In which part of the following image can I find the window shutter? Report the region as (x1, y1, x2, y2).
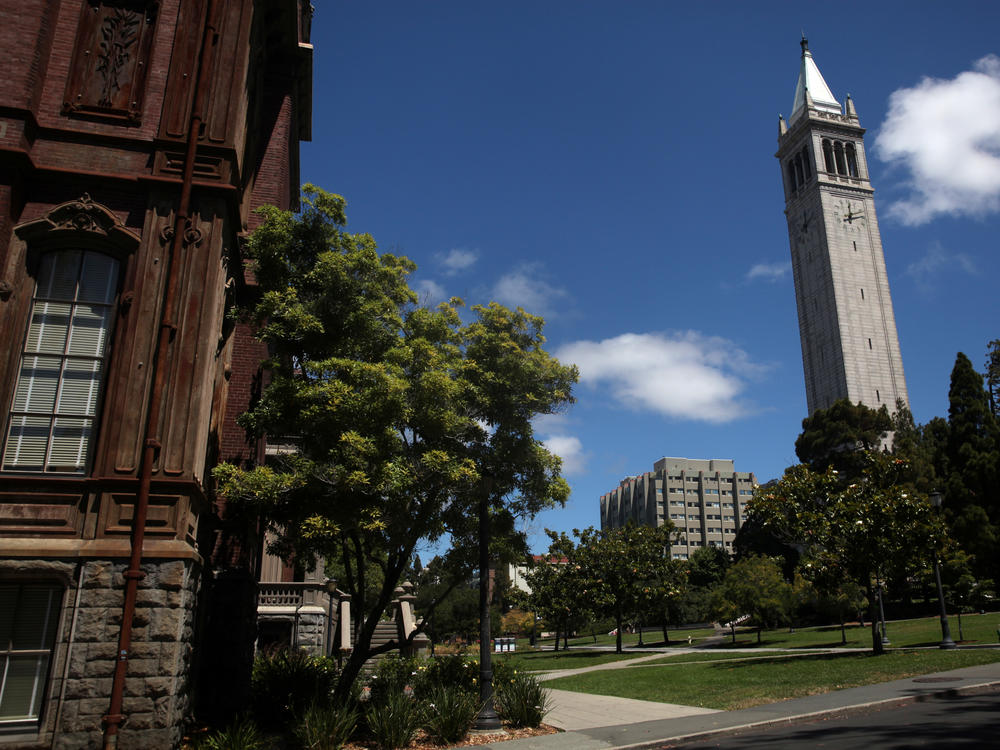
(3, 250, 118, 474)
(0, 585, 60, 721)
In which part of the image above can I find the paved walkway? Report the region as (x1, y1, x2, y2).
(487, 654, 1000, 749)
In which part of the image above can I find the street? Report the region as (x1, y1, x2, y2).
(664, 687, 1000, 749)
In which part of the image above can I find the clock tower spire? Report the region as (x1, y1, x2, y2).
(776, 40, 908, 415)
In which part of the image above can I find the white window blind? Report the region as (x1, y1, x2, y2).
(0, 584, 61, 722)
(2, 250, 118, 473)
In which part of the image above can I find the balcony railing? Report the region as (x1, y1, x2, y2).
(258, 581, 327, 609)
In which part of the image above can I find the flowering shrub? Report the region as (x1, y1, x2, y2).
(192, 716, 268, 750)
(295, 700, 360, 750)
(365, 690, 422, 750)
(368, 654, 423, 704)
(494, 672, 550, 728)
(250, 649, 339, 729)
(421, 685, 478, 744)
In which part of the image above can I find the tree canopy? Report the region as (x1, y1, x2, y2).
(214, 187, 577, 699)
(795, 399, 892, 477)
(747, 452, 945, 654)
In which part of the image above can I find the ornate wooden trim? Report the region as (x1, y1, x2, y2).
(62, 1, 160, 126)
(13, 194, 141, 258)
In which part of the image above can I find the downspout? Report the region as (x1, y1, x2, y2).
(102, 1, 220, 746)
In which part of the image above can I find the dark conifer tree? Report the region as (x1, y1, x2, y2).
(944, 352, 1000, 580)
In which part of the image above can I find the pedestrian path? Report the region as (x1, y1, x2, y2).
(489, 656, 1000, 749)
(544, 688, 719, 731)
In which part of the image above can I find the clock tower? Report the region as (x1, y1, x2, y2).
(777, 39, 908, 415)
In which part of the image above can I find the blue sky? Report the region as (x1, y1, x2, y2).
(302, 2, 1000, 553)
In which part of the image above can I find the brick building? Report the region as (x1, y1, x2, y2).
(0, 2, 312, 747)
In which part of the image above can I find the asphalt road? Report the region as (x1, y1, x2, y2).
(662, 687, 1000, 749)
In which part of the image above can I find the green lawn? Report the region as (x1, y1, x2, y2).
(644, 650, 822, 664)
(718, 613, 1000, 650)
(543, 648, 1000, 710)
(494, 649, 646, 671)
(553, 627, 718, 650)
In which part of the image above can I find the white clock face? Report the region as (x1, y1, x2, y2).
(836, 199, 866, 229)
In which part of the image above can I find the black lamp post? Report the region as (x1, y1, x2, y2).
(928, 491, 956, 649)
(876, 575, 890, 646)
(474, 492, 502, 730)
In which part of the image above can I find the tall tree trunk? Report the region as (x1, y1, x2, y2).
(757, 626, 762, 644)
(553, 625, 559, 651)
(615, 614, 623, 654)
(840, 615, 847, 645)
(867, 580, 883, 655)
(662, 620, 669, 645)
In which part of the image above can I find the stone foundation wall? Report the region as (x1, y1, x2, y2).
(0, 557, 201, 750)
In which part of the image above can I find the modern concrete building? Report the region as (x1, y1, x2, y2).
(776, 39, 908, 416)
(600, 458, 757, 559)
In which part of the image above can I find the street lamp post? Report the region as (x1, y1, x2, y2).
(474, 492, 502, 730)
(876, 575, 890, 646)
(928, 492, 956, 649)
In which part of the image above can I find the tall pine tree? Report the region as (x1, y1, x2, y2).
(944, 352, 1000, 581)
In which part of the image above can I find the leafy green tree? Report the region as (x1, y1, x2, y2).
(710, 556, 790, 644)
(944, 352, 1000, 581)
(890, 402, 940, 494)
(687, 546, 730, 589)
(748, 452, 946, 654)
(574, 523, 682, 653)
(522, 532, 591, 651)
(939, 549, 995, 643)
(214, 187, 576, 701)
(814, 577, 867, 645)
(795, 399, 892, 478)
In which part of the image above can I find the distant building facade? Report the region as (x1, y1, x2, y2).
(776, 39, 908, 415)
(600, 458, 757, 559)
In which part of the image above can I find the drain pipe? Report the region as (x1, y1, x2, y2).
(102, 1, 219, 746)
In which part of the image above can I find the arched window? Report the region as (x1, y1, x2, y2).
(834, 142, 847, 175)
(3, 195, 139, 475)
(787, 161, 798, 192)
(800, 147, 811, 180)
(822, 140, 834, 173)
(2, 250, 120, 473)
(846, 143, 859, 178)
(793, 154, 804, 187)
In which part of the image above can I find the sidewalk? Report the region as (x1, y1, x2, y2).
(487, 659, 1000, 749)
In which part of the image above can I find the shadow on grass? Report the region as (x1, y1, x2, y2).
(704, 651, 871, 670)
(504, 650, 629, 662)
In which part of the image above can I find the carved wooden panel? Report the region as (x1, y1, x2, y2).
(0, 492, 84, 536)
(62, 1, 159, 125)
(102, 491, 184, 538)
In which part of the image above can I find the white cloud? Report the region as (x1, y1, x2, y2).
(747, 262, 791, 283)
(542, 435, 587, 476)
(492, 264, 568, 316)
(413, 278, 447, 306)
(875, 55, 1000, 225)
(436, 248, 479, 276)
(555, 332, 759, 423)
(905, 241, 977, 291)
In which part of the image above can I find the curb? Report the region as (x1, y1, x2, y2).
(608, 679, 1000, 749)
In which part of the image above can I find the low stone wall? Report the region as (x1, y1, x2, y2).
(1, 557, 201, 750)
